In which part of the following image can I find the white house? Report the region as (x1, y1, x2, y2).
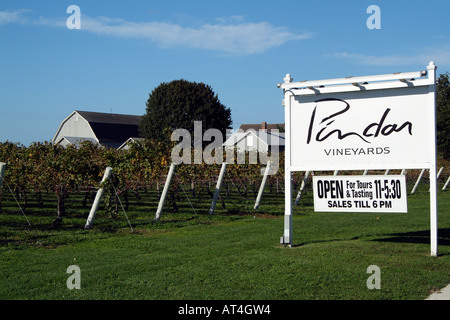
(224, 122, 285, 152)
(52, 110, 143, 149)
(117, 137, 146, 150)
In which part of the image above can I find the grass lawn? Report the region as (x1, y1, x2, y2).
(0, 178, 449, 301)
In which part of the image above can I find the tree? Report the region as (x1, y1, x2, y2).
(139, 79, 232, 145)
(436, 72, 450, 159)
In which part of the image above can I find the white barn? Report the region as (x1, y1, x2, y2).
(52, 110, 143, 149)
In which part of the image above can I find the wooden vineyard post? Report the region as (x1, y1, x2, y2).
(254, 161, 272, 210)
(0, 162, 6, 192)
(155, 163, 177, 221)
(411, 168, 426, 194)
(443, 175, 450, 191)
(294, 171, 310, 206)
(85, 167, 113, 229)
(209, 162, 227, 214)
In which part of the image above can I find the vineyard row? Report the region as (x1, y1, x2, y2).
(1, 141, 448, 227)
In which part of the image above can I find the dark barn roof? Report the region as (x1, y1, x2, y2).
(238, 122, 285, 133)
(76, 110, 143, 148)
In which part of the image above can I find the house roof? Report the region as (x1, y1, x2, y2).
(238, 122, 285, 133)
(75, 110, 142, 147)
(224, 130, 285, 147)
(75, 110, 142, 126)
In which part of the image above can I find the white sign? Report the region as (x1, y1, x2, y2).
(312, 175, 407, 213)
(290, 87, 430, 171)
(279, 62, 438, 256)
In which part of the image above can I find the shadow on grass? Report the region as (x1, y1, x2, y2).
(372, 228, 450, 246)
(291, 235, 362, 248)
(289, 229, 450, 251)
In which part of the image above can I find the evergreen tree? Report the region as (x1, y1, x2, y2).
(139, 79, 232, 144)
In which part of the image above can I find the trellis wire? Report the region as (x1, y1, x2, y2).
(110, 174, 134, 232)
(179, 182, 198, 216)
(5, 179, 42, 246)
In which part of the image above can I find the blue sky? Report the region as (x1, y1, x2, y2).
(1, 0, 449, 146)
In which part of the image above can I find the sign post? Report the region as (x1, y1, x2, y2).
(427, 62, 438, 257)
(281, 74, 294, 246)
(278, 62, 438, 256)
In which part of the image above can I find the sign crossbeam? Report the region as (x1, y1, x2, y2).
(278, 70, 428, 90)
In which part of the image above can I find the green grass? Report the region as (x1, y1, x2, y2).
(0, 179, 449, 300)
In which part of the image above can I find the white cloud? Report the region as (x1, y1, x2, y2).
(80, 15, 311, 55)
(326, 47, 450, 67)
(0, 9, 30, 24)
(0, 9, 312, 55)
